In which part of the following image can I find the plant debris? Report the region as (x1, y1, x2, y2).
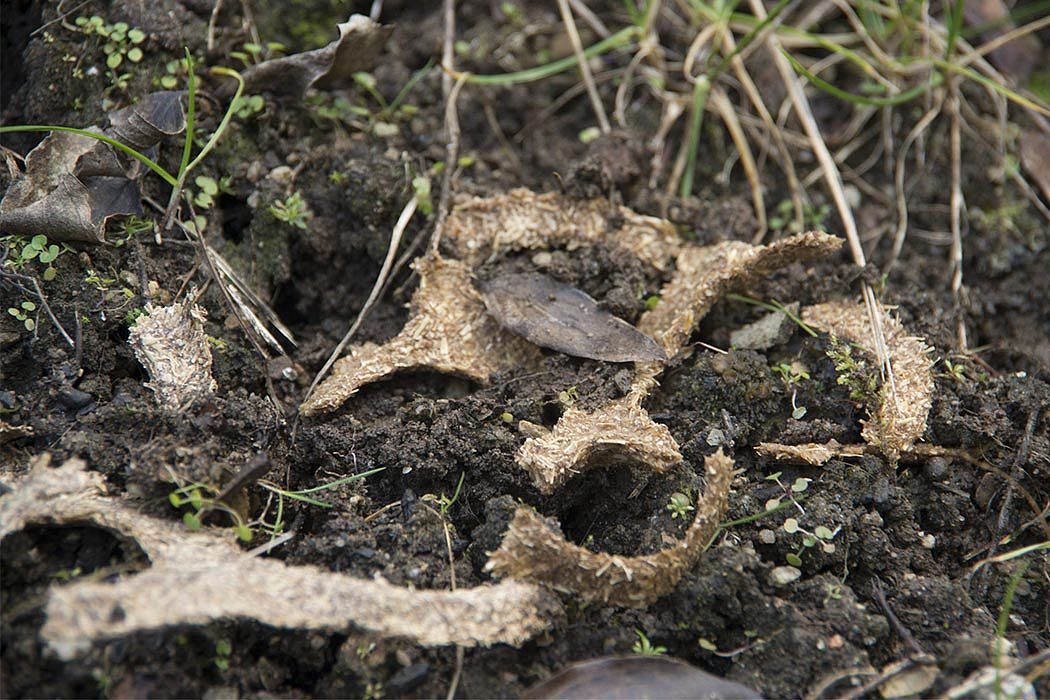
(516, 231, 843, 493)
(485, 450, 734, 608)
(300, 256, 542, 416)
(0, 91, 185, 243)
(481, 272, 667, 363)
(0, 458, 562, 655)
(803, 300, 934, 461)
(239, 15, 393, 99)
(755, 440, 865, 465)
(443, 188, 681, 271)
(127, 297, 217, 412)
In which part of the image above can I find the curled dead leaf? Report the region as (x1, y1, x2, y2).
(239, 15, 393, 99)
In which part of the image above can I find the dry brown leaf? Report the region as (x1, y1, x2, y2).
(128, 298, 216, 412)
(443, 188, 681, 271)
(301, 255, 541, 416)
(0, 92, 185, 243)
(486, 450, 734, 608)
(804, 301, 934, 461)
(239, 15, 393, 98)
(0, 458, 561, 655)
(481, 272, 667, 363)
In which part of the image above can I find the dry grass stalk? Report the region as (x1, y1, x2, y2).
(755, 440, 866, 466)
(0, 458, 562, 653)
(804, 300, 934, 461)
(486, 449, 734, 607)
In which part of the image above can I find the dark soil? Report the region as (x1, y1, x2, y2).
(2, 1, 1048, 699)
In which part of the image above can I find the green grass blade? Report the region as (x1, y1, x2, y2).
(185, 66, 244, 173)
(783, 50, 940, 106)
(178, 49, 195, 180)
(464, 26, 639, 85)
(0, 124, 177, 186)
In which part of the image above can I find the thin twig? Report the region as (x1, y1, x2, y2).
(947, 83, 967, 350)
(304, 195, 419, 403)
(556, 0, 611, 133)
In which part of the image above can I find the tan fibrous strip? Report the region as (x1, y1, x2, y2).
(442, 188, 681, 272)
(515, 400, 682, 495)
(486, 449, 734, 608)
(514, 232, 843, 493)
(755, 440, 866, 466)
(128, 298, 217, 412)
(0, 458, 562, 653)
(300, 255, 542, 416)
(638, 231, 844, 357)
(803, 300, 934, 461)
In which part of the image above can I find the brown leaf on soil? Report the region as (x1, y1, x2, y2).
(443, 188, 681, 272)
(0, 459, 562, 653)
(486, 449, 734, 608)
(803, 301, 934, 461)
(1019, 129, 1050, 203)
(128, 297, 217, 412)
(516, 232, 843, 493)
(0, 91, 185, 243)
(239, 15, 393, 98)
(300, 255, 542, 417)
(481, 272, 667, 363)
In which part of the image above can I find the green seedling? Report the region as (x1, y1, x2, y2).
(168, 482, 252, 542)
(938, 358, 968, 384)
(229, 41, 286, 67)
(412, 176, 433, 217)
(826, 335, 878, 402)
(8, 301, 38, 331)
(558, 385, 580, 408)
(213, 638, 233, 671)
(255, 468, 385, 541)
(667, 491, 695, 519)
(772, 362, 810, 419)
(269, 191, 310, 229)
(632, 630, 667, 656)
(782, 517, 840, 567)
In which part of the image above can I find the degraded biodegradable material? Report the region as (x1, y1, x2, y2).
(485, 450, 735, 608)
(803, 300, 934, 461)
(0, 458, 562, 654)
(127, 297, 217, 412)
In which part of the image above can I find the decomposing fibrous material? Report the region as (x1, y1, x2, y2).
(516, 398, 682, 494)
(128, 298, 217, 412)
(486, 450, 734, 608)
(481, 272, 667, 363)
(0, 91, 185, 243)
(300, 256, 542, 416)
(803, 301, 934, 461)
(0, 459, 560, 655)
(755, 440, 866, 466)
(515, 232, 843, 494)
(443, 188, 681, 271)
(639, 232, 844, 356)
(239, 15, 393, 99)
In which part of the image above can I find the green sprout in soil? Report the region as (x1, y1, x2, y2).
(2, 234, 70, 282)
(7, 301, 38, 331)
(772, 361, 810, 419)
(213, 638, 233, 671)
(826, 335, 878, 402)
(230, 41, 287, 67)
(938, 358, 968, 384)
(168, 482, 253, 542)
(667, 491, 695, 520)
(71, 15, 146, 95)
(269, 191, 311, 229)
(254, 467, 385, 541)
(558, 385, 580, 408)
(632, 629, 667, 656)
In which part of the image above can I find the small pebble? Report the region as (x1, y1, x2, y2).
(770, 565, 802, 586)
(58, 388, 93, 410)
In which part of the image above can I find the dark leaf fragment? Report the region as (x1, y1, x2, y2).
(481, 272, 667, 363)
(239, 15, 393, 99)
(0, 91, 186, 243)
